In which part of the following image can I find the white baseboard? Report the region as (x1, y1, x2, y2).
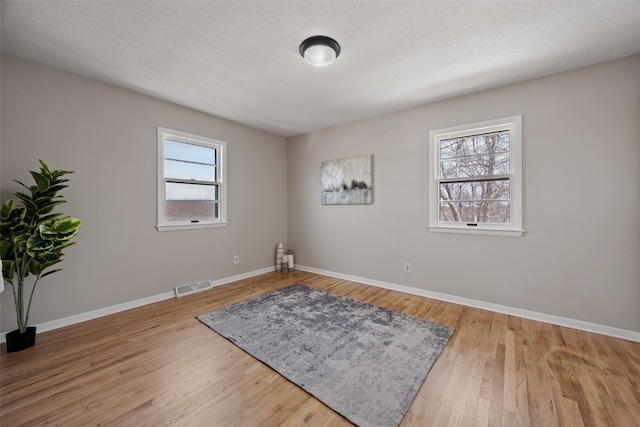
(296, 265, 640, 343)
(5, 265, 637, 344)
(209, 266, 273, 287)
(1, 266, 274, 343)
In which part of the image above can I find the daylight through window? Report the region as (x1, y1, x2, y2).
(157, 128, 227, 230)
(429, 116, 522, 236)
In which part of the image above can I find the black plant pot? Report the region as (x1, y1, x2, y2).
(5, 326, 37, 352)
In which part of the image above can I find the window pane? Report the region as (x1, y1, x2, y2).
(439, 201, 510, 223)
(440, 131, 510, 160)
(164, 182, 218, 221)
(439, 179, 510, 202)
(164, 139, 216, 165)
(158, 128, 227, 228)
(164, 159, 216, 182)
(440, 153, 509, 178)
(429, 116, 521, 234)
(165, 200, 218, 221)
(165, 182, 217, 201)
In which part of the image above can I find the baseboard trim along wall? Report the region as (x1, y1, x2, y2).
(296, 265, 640, 343)
(3, 265, 637, 344)
(0, 267, 274, 343)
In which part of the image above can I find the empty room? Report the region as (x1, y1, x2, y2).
(1, 1, 639, 426)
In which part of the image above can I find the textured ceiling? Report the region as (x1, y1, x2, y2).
(2, 1, 640, 137)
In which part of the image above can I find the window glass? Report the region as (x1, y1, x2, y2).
(429, 116, 522, 236)
(157, 128, 227, 230)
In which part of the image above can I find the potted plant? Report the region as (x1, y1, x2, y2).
(1, 160, 82, 352)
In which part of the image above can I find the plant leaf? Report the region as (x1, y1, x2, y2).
(38, 222, 57, 235)
(37, 200, 66, 215)
(46, 184, 68, 193)
(53, 240, 76, 251)
(8, 261, 16, 280)
(29, 260, 42, 276)
(0, 240, 11, 257)
(38, 213, 63, 222)
(30, 171, 51, 192)
(13, 179, 31, 191)
(0, 200, 14, 219)
(26, 234, 54, 255)
(55, 217, 82, 234)
(15, 193, 38, 211)
(41, 268, 62, 278)
(39, 159, 50, 173)
(39, 259, 62, 271)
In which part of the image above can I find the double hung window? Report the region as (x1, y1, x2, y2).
(157, 127, 227, 231)
(429, 116, 522, 236)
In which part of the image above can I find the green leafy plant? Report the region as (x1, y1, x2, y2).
(1, 160, 82, 334)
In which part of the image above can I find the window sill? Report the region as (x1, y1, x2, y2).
(429, 226, 524, 237)
(156, 222, 228, 232)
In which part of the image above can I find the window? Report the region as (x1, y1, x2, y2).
(429, 116, 522, 236)
(157, 127, 227, 231)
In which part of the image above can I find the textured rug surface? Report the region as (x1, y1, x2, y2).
(197, 284, 454, 427)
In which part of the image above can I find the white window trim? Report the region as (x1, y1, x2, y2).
(428, 115, 523, 237)
(156, 127, 227, 231)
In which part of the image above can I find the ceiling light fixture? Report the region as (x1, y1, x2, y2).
(299, 36, 341, 67)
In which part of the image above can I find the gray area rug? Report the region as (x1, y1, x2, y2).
(197, 284, 454, 427)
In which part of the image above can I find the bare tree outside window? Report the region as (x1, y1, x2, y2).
(438, 130, 511, 224)
(429, 115, 522, 236)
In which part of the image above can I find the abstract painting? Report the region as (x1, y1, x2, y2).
(321, 154, 373, 205)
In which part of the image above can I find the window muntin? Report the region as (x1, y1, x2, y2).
(157, 128, 227, 230)
(429, 116, 522, 236)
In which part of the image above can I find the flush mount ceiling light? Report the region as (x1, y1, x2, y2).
(299, 35, 341, 67)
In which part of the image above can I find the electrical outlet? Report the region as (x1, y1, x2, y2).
(234, 255, 240, 264)
(404, 263, 411, 273)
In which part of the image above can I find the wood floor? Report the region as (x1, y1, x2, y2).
(1, 270, 639, 426)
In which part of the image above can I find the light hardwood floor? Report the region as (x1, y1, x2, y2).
(2, 270, 639, 426)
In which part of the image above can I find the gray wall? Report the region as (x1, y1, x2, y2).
(288, 55, 640, 332)
(3, 53, 638, 335)
(1, 55, 288, 331)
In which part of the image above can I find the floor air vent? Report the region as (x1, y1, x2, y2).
(175, 280, 212, 298)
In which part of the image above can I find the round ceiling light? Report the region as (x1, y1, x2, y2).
(299, 36, 341, 67)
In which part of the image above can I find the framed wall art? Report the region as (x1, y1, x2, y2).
(321, 154, 373, 205)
